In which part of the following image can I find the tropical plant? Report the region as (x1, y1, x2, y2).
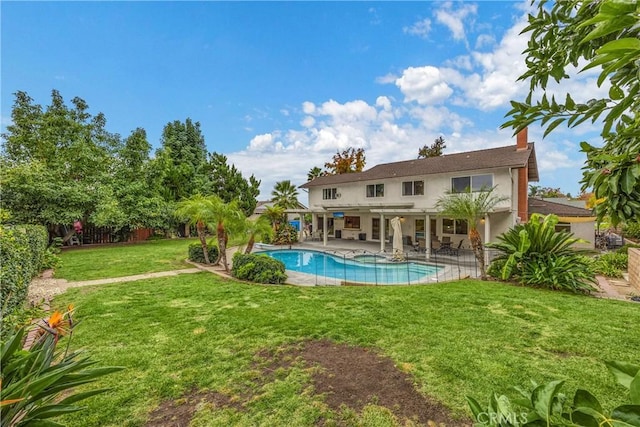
(307, 166, 324, 182)
(272, 223, 299, 246)
(208, 197, 245, 272)
(271, 180, 299, 210)
(466, 360, 640, 427)
(1, 306, 123, 426)
(435, 186, 509, 280)
(263, 205, 286, 232)
(593, 252, 628, 278)
(175, 195, 216, 264)
(487, 214, 597, 293)
(243, 216, 274, 254)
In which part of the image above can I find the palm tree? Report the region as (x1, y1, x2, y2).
(307, 166, 324, 182)
(271, 180, 299, 210)
(435, 186, 509, 280)
(263, 205, 285, 231)
(243, 215, 274, 254)
(175, 195, 216, 264)
(208, 196, 245, 272)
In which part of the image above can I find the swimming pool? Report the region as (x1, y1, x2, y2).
(260, 249, 442, 284)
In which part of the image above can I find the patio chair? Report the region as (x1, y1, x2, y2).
(449, 239, 464, 256)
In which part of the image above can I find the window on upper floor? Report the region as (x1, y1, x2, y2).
(344, 216, 361, 229)
(323, 188, 338, 200)
(366, 183, 384, 198)
(402, 180, 424, 196)
(451, 174, 493, 193)
(555, 223, 571, 233)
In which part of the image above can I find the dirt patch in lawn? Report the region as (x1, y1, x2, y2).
(257, 339, 466, 426)
(145, 389, 239, 427)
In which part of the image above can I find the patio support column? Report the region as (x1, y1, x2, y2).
(299, 213, 306, 242)
(312, 214, 318, 236)
(380, 213, 386, 252)
(323, 213, 328, 246)
(484, 214, 491, 266)
(425, 214, 431, 260)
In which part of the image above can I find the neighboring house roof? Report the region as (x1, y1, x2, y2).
(539, 197, 588, 209)
(528, 197, 594, 218)
(253, 200, 307, 215)
(300, 143, 538, 188)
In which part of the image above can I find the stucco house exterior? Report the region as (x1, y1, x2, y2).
(298, 129, 538, 261)
(527, 197, 595, 249)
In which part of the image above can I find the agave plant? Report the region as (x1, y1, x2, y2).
(487, 214, 597, 293)
(1, 307, 123, 426)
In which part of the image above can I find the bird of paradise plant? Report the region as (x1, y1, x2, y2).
(0, 304, 123, 427)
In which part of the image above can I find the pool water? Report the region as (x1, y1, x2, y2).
(261, 249, 441, 284)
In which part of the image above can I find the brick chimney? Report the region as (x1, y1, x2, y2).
(516, 127, 528, 150)
(516, 127, 529, 221)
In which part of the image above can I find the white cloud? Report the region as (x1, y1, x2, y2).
(302, 101, 316, 114)
(403, 18, 432, 38)
(375, 73, 398, 84)
(434, 2, 478, 44)
(395, 66, 453, 105)
(248, 133, 276, 152)
(301, 116, 315, 128)
(475, 34, 496, 49)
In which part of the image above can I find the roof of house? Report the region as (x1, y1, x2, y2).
(300, 143, 538, 188)
(528, 197, 594, 217)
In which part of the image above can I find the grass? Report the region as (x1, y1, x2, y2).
(54, 274, 640, 426)
(56, 238, 199, 280)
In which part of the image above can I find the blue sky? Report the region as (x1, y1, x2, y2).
(2, 1, 603, 201)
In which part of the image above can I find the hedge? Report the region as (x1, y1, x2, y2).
(1, 224, 48, 328)
(231, 252, 287, 284)
(188, 241, 219, 264)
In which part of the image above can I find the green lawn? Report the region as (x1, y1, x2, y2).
(55, 275, 640, 426)
(56, 238, 199, 280)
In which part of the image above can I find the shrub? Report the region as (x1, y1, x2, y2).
(188, 241, 219, 264)
(231, 252, 287, 284)
(467, 360, 639, 427)
(486, 214, 596, 293)
(1, 306, 124, 426)
(622, 221, 640, 239)
(1, 224, 48, 330)
(486, 258, 509, 280)
(617, 243, 640, 254)
(272, 223, 299, 245)
(593, 252, 628, 278)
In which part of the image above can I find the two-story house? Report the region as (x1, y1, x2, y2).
(299, 129, 538, 259)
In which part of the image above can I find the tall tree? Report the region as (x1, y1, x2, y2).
(1, 90, 119, 233)
(435, 186, 509, 280)
(503, 0, 640, 225)
(155, 118, 208, 203)
(418, 136, 446, 159)
(204, 152, 260, 217)
(324, 147, 366, 174)
(271, 180, 299, 209)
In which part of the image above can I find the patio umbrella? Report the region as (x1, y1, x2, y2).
(390, 216, 404, 260)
